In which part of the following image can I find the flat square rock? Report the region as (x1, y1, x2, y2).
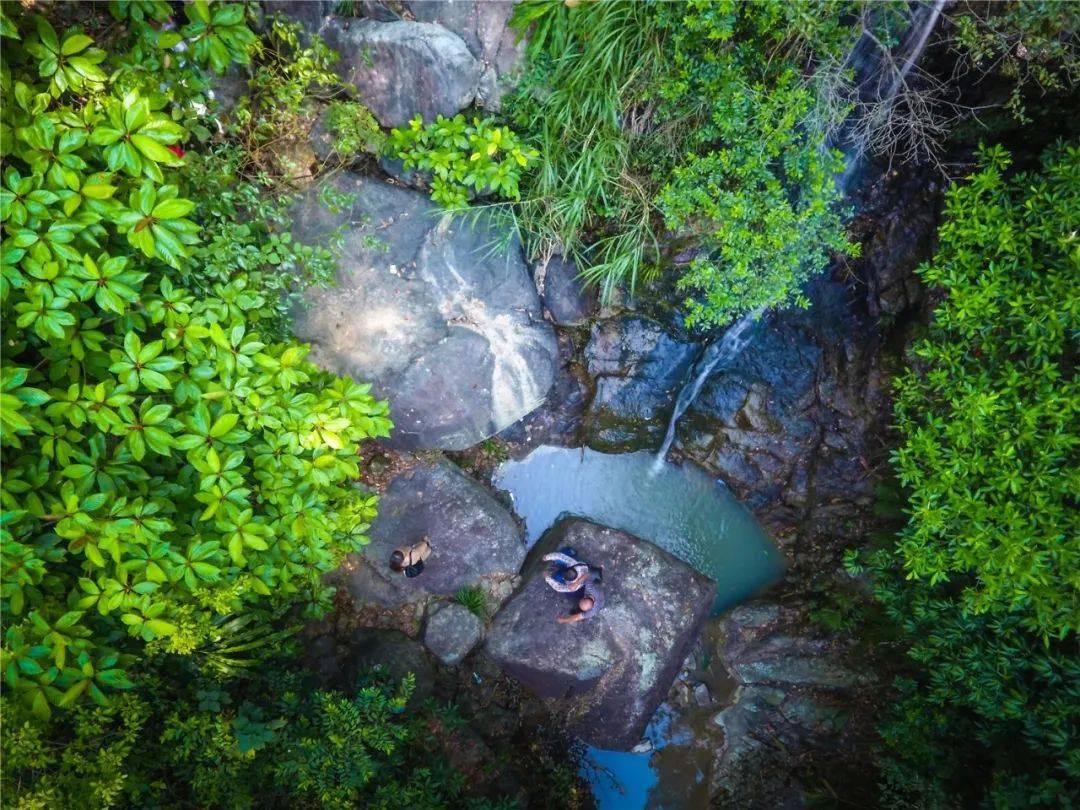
(343, 458, 525, 610)
(484, 518, 716, 750)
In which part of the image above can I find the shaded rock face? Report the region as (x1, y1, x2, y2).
(534, 254, 598, 327)
(264, 0, 335, 34)
(707, 600, 872, 808)
(290, 172, 557, 450)
(673, 167, 942, 570)
(424, 602, 484, 665)
(341, 458, 525, 616)
(484, 519, 716, 750)
(320, 18, 480, 128)
(304, 627, 436, 705)
(584, 315, 697, 452)
(676, 277, 884, 560)
(857, 169, 941, 319)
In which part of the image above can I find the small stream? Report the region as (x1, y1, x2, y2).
(494, 446, 786, 809)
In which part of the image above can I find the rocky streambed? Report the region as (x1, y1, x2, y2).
(262, 2, 945, 805)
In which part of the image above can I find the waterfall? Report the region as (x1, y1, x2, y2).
(652, 311, 761, 472)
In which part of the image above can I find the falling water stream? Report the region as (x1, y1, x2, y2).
(652, 310, 761, 471)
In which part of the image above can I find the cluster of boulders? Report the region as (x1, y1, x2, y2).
(266, 1, 944, 802)
(307, 456, 716, 752)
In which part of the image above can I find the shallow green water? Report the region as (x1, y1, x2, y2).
(493, 446, 786, 614)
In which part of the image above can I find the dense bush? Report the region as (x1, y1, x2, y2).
(388, 113, 538, 208)
(0, 0, 390, 719)
(860, 143, 1079, 806)
(0, 645, 506, 809)
(505, 0, 864, 327)
(951, 1, 1080, 124)
(650, 2, 858, 327)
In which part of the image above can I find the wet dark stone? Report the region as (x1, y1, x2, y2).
(484, 518, 716, 750)
(534, 254, 598, 327)
(584, 315, 697, 452)
(499, 330, 590, 451)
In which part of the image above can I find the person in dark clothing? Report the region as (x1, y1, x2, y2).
(389, 536, 432, 579)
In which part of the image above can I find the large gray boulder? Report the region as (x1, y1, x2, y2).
(405, 0, 524, 109)
(290, 172, 558, 450)
(342, 458, 526, 615)
(584, 315, 697, 452)
(320, 18, 480, 127)
(484, 519, 716, 750)
(263, 0, 334, 34)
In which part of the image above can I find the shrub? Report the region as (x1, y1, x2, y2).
(388, 114, 538, 208)
(325, 99, 385, 157)
(951, 1, 1080, 124)
(863, 142, 1079, 805)
(0, 0, 391, 724)
(890, 142, 1078, 637)
(652, 3, 858, 326)
(0, 649, 482, 808)
(506, 0, 860, 327)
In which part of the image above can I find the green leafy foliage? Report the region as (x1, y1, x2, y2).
(0, 2, 391, 724)
(652, 4, 856, 326)
(181, 0, 259, 74)
(325, 99, 386, 157)
(891, 142, 1078, 637)
(389, 114, 538, 208)
(233, 14, 342, 180)
(506, 0, 861, 327)
(952, 0, 1080, 124)
(0, 649, 506, 809)
(864, 143, 1079, 806)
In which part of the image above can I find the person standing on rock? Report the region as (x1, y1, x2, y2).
(389, 536, 432, 579)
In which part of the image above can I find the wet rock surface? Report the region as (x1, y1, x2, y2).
(290, 172, 557, 450)
(584, 315, 697, 452)
(707, 600, 871, 808)
(320, 17, 480, 128)
(484, 518, 716, 750)
(671, 167, 942, 573)
(498, 331, 590, 452)
(534, 254, 598, 327)
(340, 457, 525, 618)
(676, 277, 881, 551)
